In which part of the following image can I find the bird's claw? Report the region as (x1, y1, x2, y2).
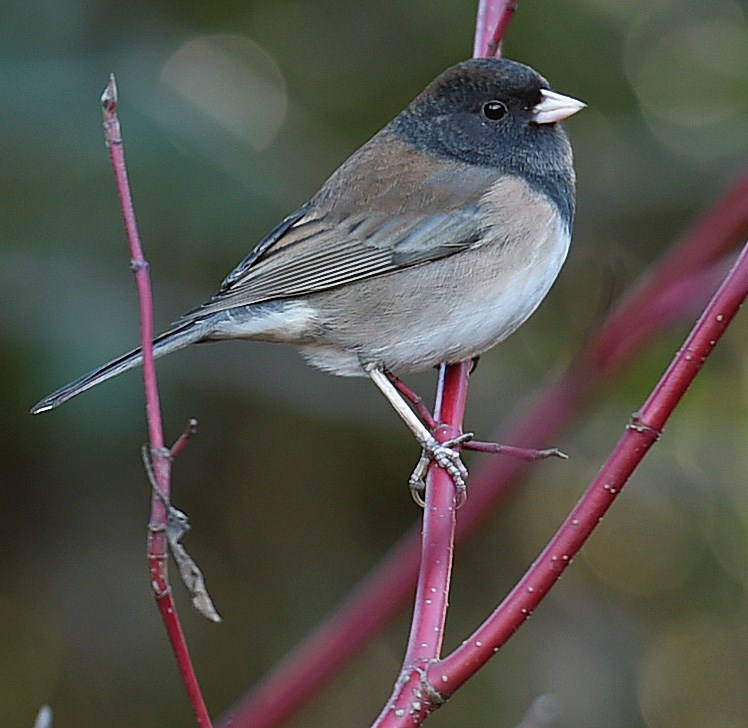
(409, 434, 472, 507)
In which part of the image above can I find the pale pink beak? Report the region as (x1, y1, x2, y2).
(533, 89, 586, 124)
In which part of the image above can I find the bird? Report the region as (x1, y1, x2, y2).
(32, 57, 585, 496)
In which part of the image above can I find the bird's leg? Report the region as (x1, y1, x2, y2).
(388, 364, 566, 461)
(370, 367, 567, 504)
(368, 367, 469, 504)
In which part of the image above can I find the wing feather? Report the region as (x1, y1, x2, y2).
(181, 132, 500, 322)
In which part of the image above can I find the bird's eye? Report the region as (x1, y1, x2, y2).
(482, 100, 508, 121)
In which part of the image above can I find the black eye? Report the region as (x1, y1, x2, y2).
(482, 100, 508, 121)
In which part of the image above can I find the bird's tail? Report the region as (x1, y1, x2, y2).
(31, 322, 207, 414)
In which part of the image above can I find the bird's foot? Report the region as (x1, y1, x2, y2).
(409, 433, 473, 507)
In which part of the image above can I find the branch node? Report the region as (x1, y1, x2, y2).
(151, 579, 172, 601)
(413, 662, 445, 710)
(141, 445, 222, 623)
(626, 412, 662, 439)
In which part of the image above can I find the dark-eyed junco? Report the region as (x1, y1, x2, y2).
(32, 58, 584, 492)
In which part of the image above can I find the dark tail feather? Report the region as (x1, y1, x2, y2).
(31, 322, 207, 414)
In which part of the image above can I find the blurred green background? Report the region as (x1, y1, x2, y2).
(3, 1, 748, 726)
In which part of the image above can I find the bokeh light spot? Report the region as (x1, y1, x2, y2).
(160, 34, 287, 150)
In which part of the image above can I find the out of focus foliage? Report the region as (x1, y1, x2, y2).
(2, 1, 748, 727)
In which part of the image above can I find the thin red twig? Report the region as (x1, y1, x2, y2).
(464, 440, 566, 459)
(171, 418, 199, 459)
(101, 74, 212, 728)
(474, 0, 518, 58)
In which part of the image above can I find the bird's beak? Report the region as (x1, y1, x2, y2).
(532, 89, 586, 124)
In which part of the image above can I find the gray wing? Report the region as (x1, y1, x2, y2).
(181, 134, 497, 321)
(183, 206, 484, 320)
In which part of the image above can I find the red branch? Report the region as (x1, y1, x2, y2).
(372, 363, 471, 727)
(436, 238, 748, 689)
(586, 169, 748, 373)
(474, 0, 518, 57)
(101, 75, 212, 728)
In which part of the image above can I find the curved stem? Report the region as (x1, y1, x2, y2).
(436, 238, 748, 691)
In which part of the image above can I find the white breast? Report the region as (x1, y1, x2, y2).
(407, 211, 571, 364)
